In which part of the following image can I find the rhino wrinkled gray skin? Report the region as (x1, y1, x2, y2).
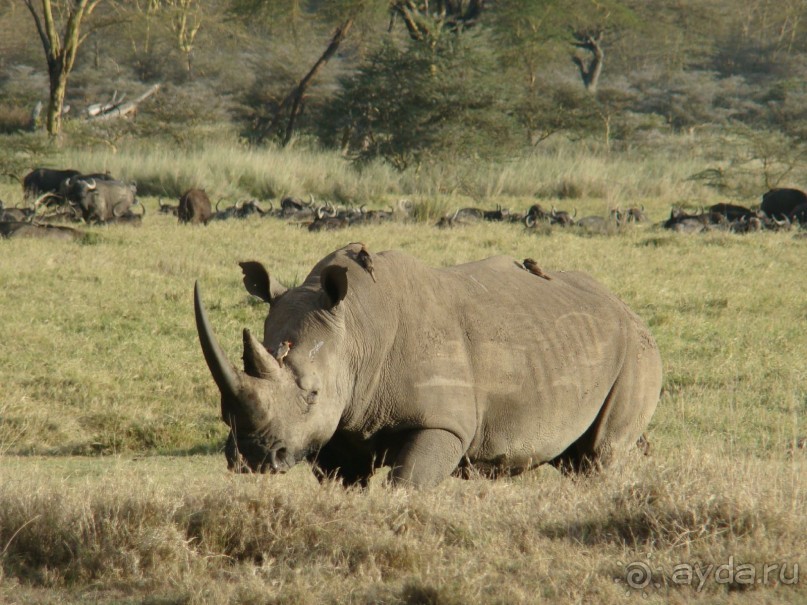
(195, 244, 662, 488)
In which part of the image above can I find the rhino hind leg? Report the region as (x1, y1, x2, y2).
(550, 349, 661, 475)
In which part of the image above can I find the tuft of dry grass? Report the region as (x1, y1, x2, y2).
(0, 450, 803, 604)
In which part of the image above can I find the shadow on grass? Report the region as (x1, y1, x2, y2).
(541, 500, 762, 548)
(399, 582, 466, 605)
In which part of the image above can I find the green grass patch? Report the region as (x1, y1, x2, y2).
(0, 143, 805, 603)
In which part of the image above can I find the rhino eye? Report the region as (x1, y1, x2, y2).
(305, 390, 319, 405)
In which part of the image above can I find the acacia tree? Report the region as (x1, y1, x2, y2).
(318, 28, 522, 168)
(24, 0, 106, 136)
(163, 0, 203, 78)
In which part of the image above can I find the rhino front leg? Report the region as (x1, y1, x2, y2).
(389, 429, 465, 488)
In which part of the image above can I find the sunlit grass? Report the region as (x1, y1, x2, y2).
(0, 141, 805, 603)
(1, 134, 745, 217)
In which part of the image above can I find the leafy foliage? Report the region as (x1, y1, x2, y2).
(1, 0, 806, 165)
(318, 29, 522, 168)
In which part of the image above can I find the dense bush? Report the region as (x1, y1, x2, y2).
(2, 1, 807, 172)
(317, 30, 523, 168)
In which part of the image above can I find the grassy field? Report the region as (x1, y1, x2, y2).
(0, 144, 805, 604)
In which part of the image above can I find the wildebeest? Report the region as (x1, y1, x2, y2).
(662, 207, 725, 233)
(576, 213, 622, 234)
(0, 201, 34, 222)
(788, 203, 807, 226)
(348, 205, 395, 226)
(0, 221, 83, 240)
(237, 199, 269, 218)
(308, 215, 349, 232)
(709, 203, 755, 222)
(663, 207, 695, 230)
(194, 244, 662, 487)
(729, 215, 763, 233)
(435, 207, 483, 228)
(68, 178, 139, 223)
(158, 199, 179, 216)
(623, 206, 648, 223)
(59, 172, 116, 204)
(609, 206, 648, 225)
(22, 168, 80, 199)
(549, 207, 576, 227)
(178, 188, 212, 225)
(212, 199, 268, 221)
(280, 196, 307, 214)
(523, 204, 549, 228)
(665, 203, 793, 233)
(761, 188, 807, 219)
(105, 203, 146, 227)
(275, 196, 317, 222)
(482, 204, 510, 222)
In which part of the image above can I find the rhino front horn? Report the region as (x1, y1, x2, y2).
(194, 282, 241, 401)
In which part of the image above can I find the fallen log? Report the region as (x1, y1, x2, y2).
(87, 84, 160, 121)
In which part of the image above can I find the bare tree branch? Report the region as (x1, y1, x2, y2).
(389, 0, 486, 40)
(258, 19, 354, 146)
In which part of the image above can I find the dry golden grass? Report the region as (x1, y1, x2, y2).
(0, 450, 803, 604)
(0, 143, 805, 603)
(1, 134, 738, 212)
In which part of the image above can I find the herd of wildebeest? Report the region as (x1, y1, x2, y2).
(1, 166, 806, 240)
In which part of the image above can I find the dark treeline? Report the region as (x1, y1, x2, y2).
(1, 0, 806, 168)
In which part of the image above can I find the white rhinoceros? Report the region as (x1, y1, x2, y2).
(195, 243, 662, 487)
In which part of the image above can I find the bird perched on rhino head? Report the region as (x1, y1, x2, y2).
(275, 340, 292, 367)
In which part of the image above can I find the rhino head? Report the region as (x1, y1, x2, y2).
(194, 261, 351, 474)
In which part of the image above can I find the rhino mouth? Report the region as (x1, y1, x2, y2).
(225, 432, 294, 474)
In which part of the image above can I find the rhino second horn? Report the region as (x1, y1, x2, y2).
(194, 281, 241, 401)
(242, 328, 281, 379)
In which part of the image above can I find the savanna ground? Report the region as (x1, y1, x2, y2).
(0, 140, 805, 604)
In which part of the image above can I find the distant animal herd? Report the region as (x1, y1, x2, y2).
(1, 167, 806, 240)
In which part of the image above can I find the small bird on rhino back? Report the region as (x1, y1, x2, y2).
(349, 242, 377, 282)
(522, 258, 552, 280)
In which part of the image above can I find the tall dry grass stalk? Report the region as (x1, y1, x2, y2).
(0, 134, 753, 215)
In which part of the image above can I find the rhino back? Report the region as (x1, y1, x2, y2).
(329, 251, 657, 467)
(441, 258, 636, 460)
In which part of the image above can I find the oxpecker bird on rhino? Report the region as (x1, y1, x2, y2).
(194, 243, 662, 488)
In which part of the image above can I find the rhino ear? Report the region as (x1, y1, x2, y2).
(239, 261, 287, 303)
(320, 265, 348, 309)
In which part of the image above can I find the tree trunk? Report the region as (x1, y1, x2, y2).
(24, 0, 101, 136)
(572, 31, 604, 94)
(270, 19, 354, 146)
(46, 67, 68, 135)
